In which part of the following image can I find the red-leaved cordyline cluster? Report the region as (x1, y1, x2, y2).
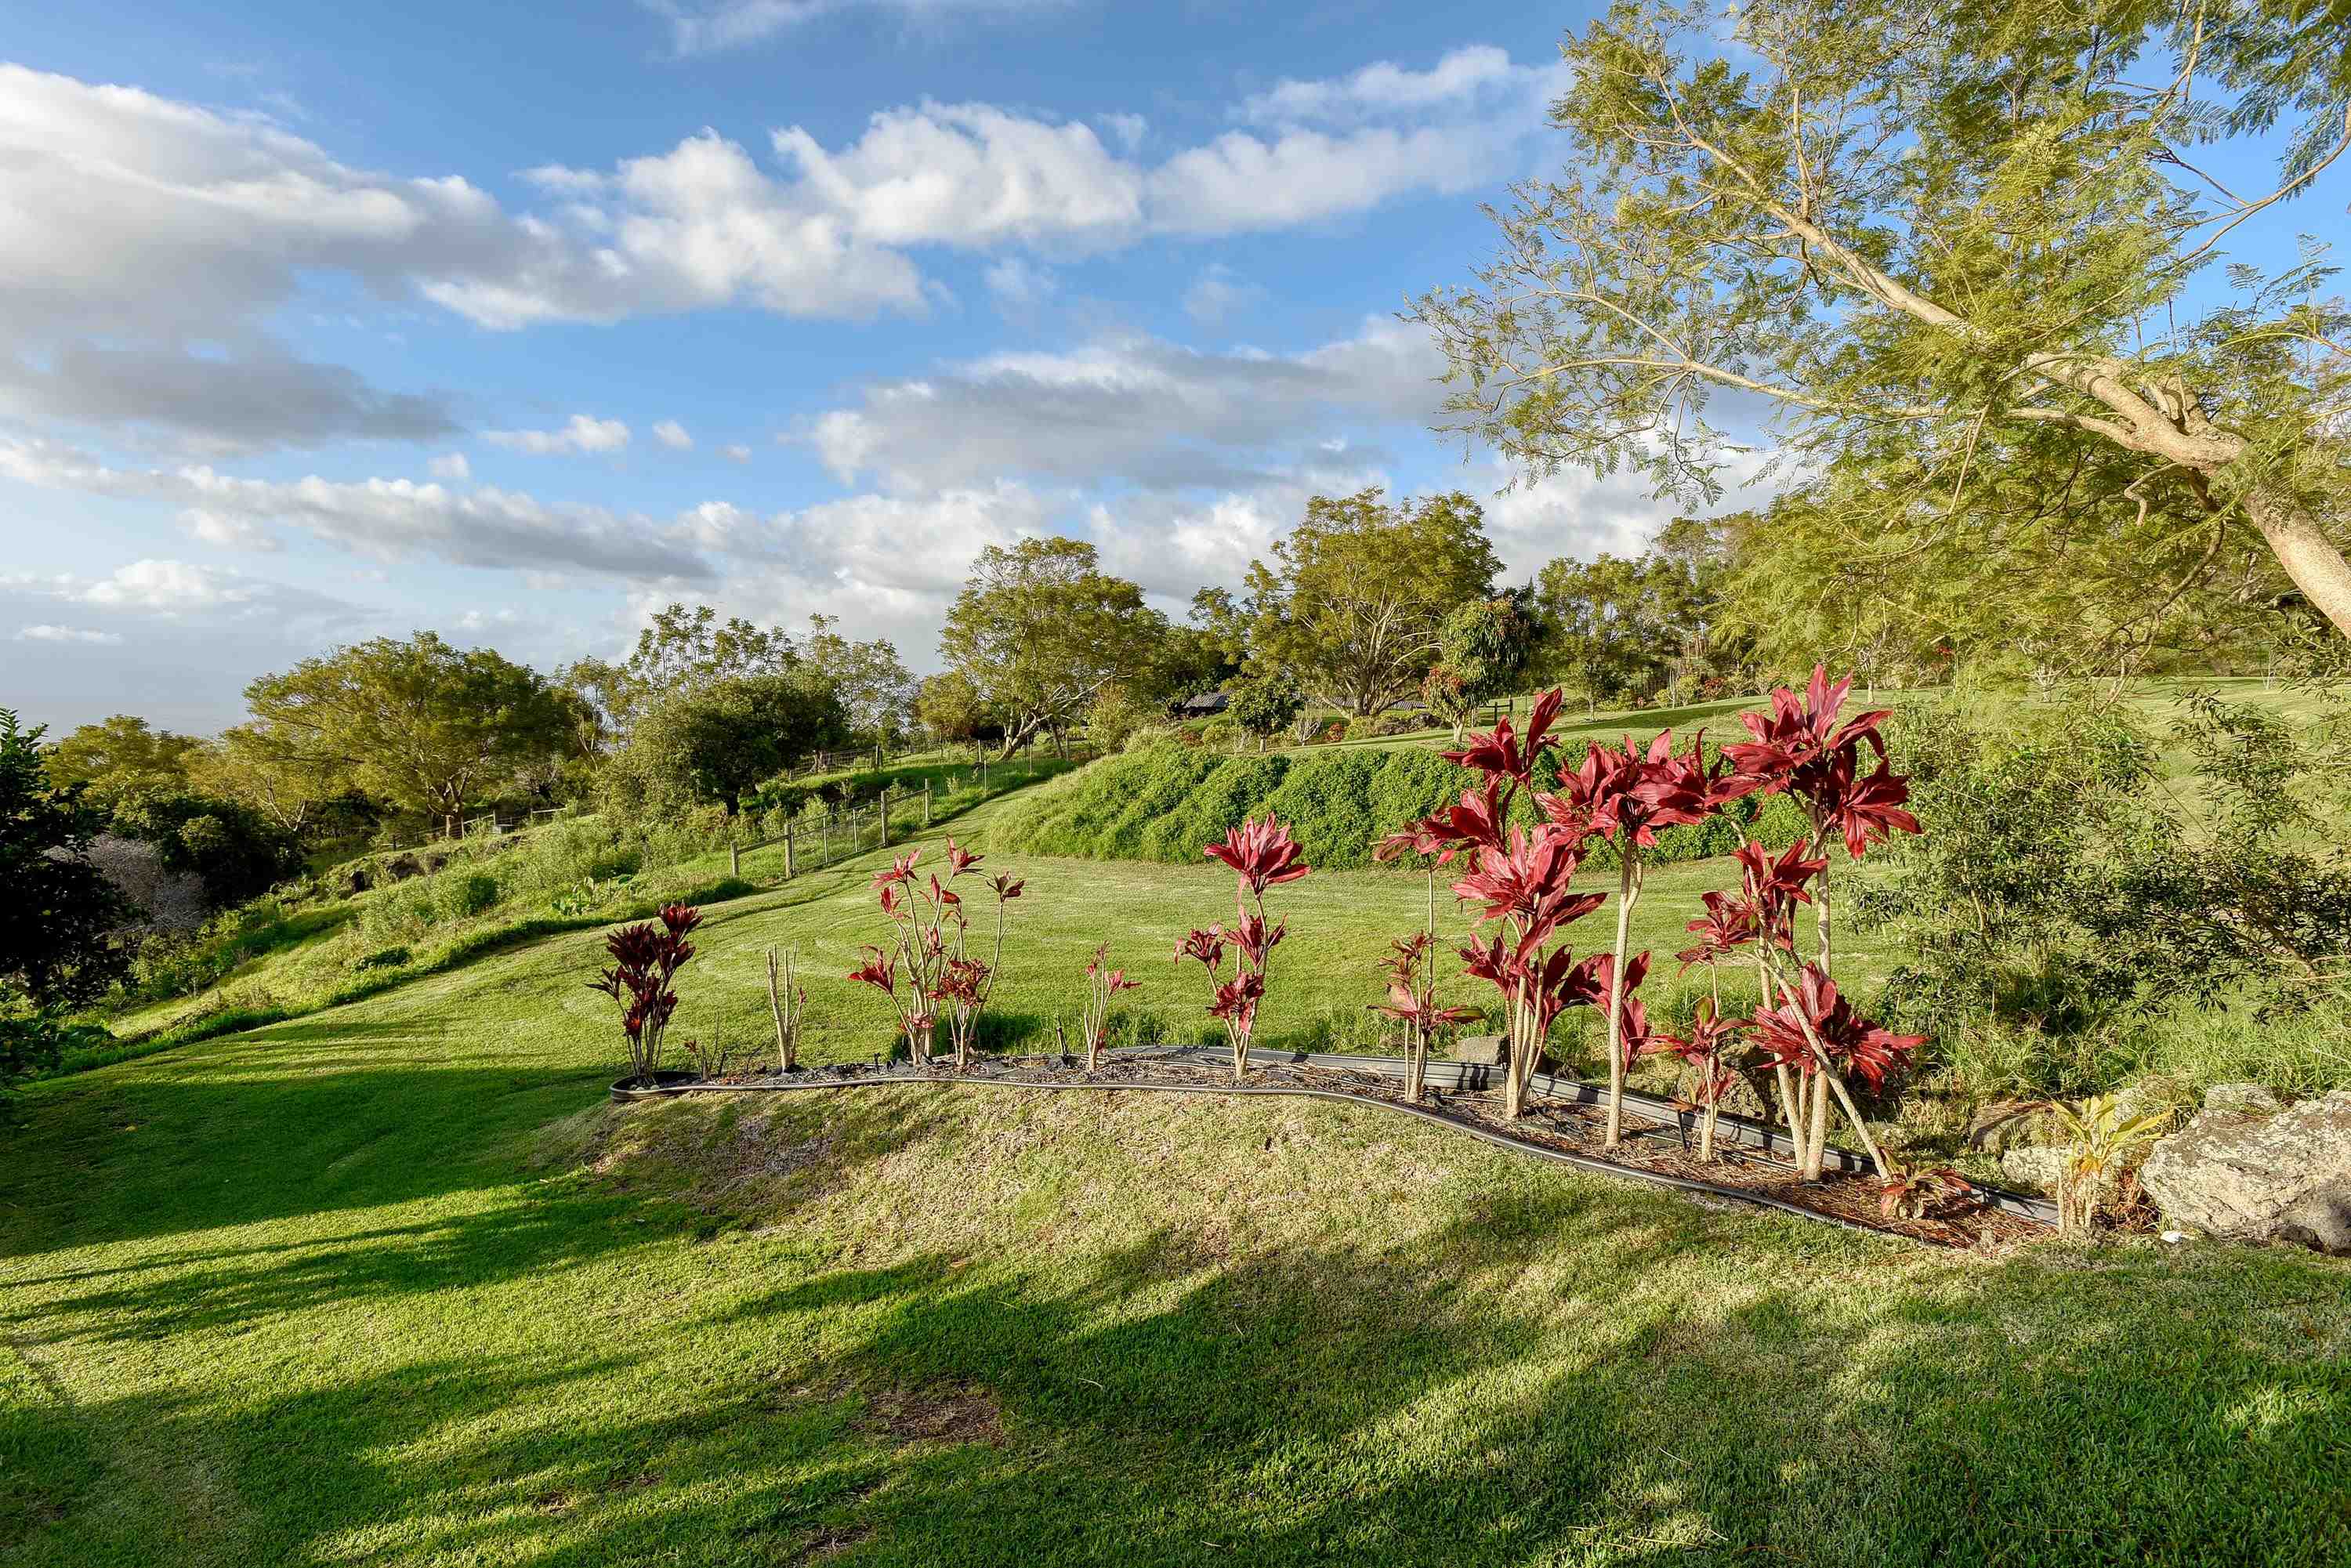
(1180, 815, 1310, 1083)
(1077, 943, 1143, 1073)
(589, 903, 702, 1086)
(1379, 669, 1923, 1178)
(846, 836, 1023, 1066)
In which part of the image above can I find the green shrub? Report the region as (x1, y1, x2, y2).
(350, 945, 411, 972)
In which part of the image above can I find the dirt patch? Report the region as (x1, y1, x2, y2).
(780, 1375, 1005, 1449)
(805, 1524, 874, 1559)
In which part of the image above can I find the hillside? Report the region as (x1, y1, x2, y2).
(5, 946, 2346, 1565)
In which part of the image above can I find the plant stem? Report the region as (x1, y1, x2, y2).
(1603, 852, 1639, 1146)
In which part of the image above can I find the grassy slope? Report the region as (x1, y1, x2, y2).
(5, 791, 2350, 1566)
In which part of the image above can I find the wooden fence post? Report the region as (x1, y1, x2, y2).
(878, 788, 890, 848)
(728, 834, 741, 878)
(821, 811, 831, 866)
(784, 821, 796, 879)
(923, 781, 933, 827)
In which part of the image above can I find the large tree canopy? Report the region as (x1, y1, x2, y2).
(1415, 0, 2351, 637)
(940, 538, 1168, 757)
(245, 632, 573, 836)
(1238, 489, 1502, 716)
(1, 710, 129, 1010)
(42, 715, 201, 802)
(604, 673, 847, 817)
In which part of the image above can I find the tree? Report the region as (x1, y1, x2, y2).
(915, 672, 997, 759)
(1424, 592, 1538, 740)
(605, 674, 847, 817)
(570, 603, 801, 736)
(803, 614, 915, 752)
(1531, 554, 1668, 712)
(107, 788, 297, 907)
(244, 632, 572, 838)
(0, 710, 130, 1011)
(940, 538, 1168, 758)
(195, 721, 354, 840)
(1226, 672, 1305, 752)
(42, 715, 201, 802)
(1238, 489, 1502, 716)
(1415, 1, 2351, 640)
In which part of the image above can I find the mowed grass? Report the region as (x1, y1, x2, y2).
(5, 790, 2350, 1566)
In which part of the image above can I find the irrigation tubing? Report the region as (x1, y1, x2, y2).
(632, 1055, 1911, 1243)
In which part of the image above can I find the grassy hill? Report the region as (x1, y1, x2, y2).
(5, 864, 2347, 1563)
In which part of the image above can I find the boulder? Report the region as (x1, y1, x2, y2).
(1452, 1034, 1505, 1066)
(2141, 1090, 2351, 1255)
(2200, 1081, 2282, 1120)
(1999, 1145, 2067, 1195)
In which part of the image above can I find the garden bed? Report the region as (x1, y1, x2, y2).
(635, 1045, 2055, 1249)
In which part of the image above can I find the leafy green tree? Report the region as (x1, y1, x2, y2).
(1226, 672, 1305, 752)
(603, 674, 847, 817)
(106, 788, 297, 907)
(195, 721, 354, 840)
(244, 632, 573, 838)
(1415, 1, 2351, 639)
(1423, 592, 1538, 740)
(940, 538, 1168, 758)
(915, 672, 997, 759)
(42, 715, 201, 802)
(804, 614, 915, 751)
(0, 709, 130, 1012)
(1238, 489, 1502, 716)
(1531, 554, 1666, 712)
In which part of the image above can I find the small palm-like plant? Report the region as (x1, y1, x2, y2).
(1872, 1162, 1976, 1221)
(849, 838, 1022, 1066)
(1182, 815, 1310, 1081)
(1078, 943, 1142, 1071)
(1370, 932, 1480, 1102)
(589, 903, 702, 1087)
(2044, 1095, 2172, 1234)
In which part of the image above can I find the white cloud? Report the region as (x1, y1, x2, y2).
(1238, 45, 1534, 125)
(1182, 263, 1264, 324)
(0, 50, 1556, 386)
(806, 315, 1444, 492)
(16, 624, 123, 645)
(180, 507, 281, 552)
(722, 443, 752, 462)
(662, 0, 1070, 56)
(653, 419, 694, 451)
(483, 415, 632, 456)
(0, 436, 708, 579)
(75, 559, 263, 614)
(428, 451, 471, 480)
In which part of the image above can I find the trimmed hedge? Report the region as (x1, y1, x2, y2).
(997, 741, 1809, 871)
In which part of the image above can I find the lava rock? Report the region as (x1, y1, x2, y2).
(1452, 1034, 1505, 1066)
(2141, 1090, 2351, 1255)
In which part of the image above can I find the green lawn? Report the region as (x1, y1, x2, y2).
(6, 790, 2349, 1566)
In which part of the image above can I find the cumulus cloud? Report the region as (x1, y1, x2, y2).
(722, 444, 752, 462)
(16, 624, 123, 645)
(806, 315, 1445, 492)
(0, 437, 709, 579)
(483, 415, 632, 455)
(653, 419, 694, 451)
(0, 47, 1555, 401)
(181, 507, 281, 552)
(428, 452, 471, 480)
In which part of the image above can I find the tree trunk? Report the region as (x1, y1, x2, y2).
(2247, 489, 2351, 636)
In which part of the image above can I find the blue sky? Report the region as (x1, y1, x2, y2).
(0, 2, 2324, 733)
(6, 0, 1672, 733)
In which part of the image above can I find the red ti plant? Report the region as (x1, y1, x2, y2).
(848, 838, 1023, 1066)
(1370, 932, 1480, 1101)
(1396, 691, 1613, 1119)
(1720, 668, 1922, 1179)
(1078, 943, 1142, 1072)
(1639, 998, 1748, 1161)
(1748, 964, 1923, 1177)
(1180, 815, 1310, 1082)
(589, 902, 702, 1086)
(1540, 728, 1747, 1145)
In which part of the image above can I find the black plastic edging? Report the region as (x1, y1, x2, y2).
(639, 1063, 1939, 1244)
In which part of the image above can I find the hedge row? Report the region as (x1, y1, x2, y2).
(995, 741, 1809, 871)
